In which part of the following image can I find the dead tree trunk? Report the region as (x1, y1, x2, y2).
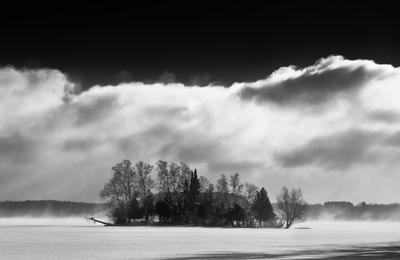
(84, 216, 114, 226)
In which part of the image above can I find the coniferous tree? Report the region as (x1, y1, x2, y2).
(182, 177, 190, 223)
(188, 169, 201, 224)
(251, 187, 275, 227)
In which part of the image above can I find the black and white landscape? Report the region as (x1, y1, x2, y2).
(1, 1, 399, 259)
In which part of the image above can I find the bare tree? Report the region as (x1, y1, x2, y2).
(133, 161, 155, 223)
(216, 174, 229, 207)
(168, 162, 184, 196)
(244, 182, 258, 211)
(134, 161, 154, 198)
(156, 160, 189, 194)
(155, 160, 192, 223)
(100, 159, 137, 207)
(100, 159, 137, 224)
(156, 160, 169, 194)
(180, 162, 192, 183)
(199, 176, 210, 193)
(276, 186, 307, 229)
(229, 173, 244, 205)
(244, 182, 258, 225)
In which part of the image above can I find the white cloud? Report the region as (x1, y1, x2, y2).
(1, 56, 400, 204)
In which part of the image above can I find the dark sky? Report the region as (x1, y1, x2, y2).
(1, 1, 398, 89)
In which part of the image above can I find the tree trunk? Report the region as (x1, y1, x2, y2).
(85, 217, 114, 226)
(285, 221, 291, 229)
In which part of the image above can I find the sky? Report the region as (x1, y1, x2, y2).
(1, 1, 399, 204)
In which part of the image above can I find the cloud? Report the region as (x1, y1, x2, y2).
(383, 131, 400, 147)
(1, 56, 400, 204)
(0, 132, 37, 163)
(208, 161, 265, 176)
(62, 138, 98, 152)
(275, 129, 383, 170)
(237, 55, 396, 108)
(367, 110, 400, 124)
(72, 92, 118, 126)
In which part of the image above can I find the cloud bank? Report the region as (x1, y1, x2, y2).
(1, 56, 400, 203)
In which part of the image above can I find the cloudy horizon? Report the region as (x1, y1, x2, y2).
(1, 55, 400, 204)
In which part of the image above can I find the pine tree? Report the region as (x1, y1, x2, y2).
(182, 177, 190, 223)
(251, 187, 275, 227)
(188, 169, 201, 224)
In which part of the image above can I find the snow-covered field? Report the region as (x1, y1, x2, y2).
(1, 219, 399, 259)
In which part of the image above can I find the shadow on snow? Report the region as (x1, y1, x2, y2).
(167, 244, 400, 259)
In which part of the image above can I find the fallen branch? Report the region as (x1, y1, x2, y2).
(84, 216, 114, 226)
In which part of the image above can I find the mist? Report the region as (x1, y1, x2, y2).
(306, 202, 400, 222)
(0, 201, 108, 219)
(0, 217, 92, 226)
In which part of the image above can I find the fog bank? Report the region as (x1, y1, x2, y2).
(0, 217, 92, 226)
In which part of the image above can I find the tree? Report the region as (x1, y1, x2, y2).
(188, 169, 201, 224)
(127, 198, 143, 222)
(100, 159, 137, 225)
(251, 187, 275, 227)
(198, 183, 215, 226)
(230, 173, 244, 205)
(156, 160, 169, 193)
(216, 174, 229, 207)
(156, 161, 190, 223)
(276, 186, 307, 229)
(215, 174, 230, 225)
(133, 161, 155, 224)
(243, 182, 258, 226)
(155, 191, 173, 223)
(199, 176, 210, 193)
(142, 192, 155, 223)
(108, 205, 129, 225)
(226, 203, 245, 227)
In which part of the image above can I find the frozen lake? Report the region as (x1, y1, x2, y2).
(1, 219, 399, 259)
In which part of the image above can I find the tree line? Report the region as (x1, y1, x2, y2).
(307, 201, 400, 221)
(100, 160, 307, 228)
(0, 200, 107, 217)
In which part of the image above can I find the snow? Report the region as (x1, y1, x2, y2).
(0, 219, 399, 259)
